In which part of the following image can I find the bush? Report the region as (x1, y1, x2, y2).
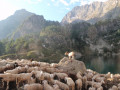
(27, 51, 38, 59)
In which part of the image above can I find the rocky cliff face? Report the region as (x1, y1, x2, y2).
(61, 0, 120, 24)
(11, 14, 60, 39)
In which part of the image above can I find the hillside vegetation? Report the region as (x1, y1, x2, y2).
(0, 16, 120, 62)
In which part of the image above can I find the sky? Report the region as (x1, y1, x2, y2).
(0, 0, 108, 22)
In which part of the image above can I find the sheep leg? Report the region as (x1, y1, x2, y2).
(40, 80, 42, 84)
(16, 77, 19, 89)
(6, 81, 9, 90)
(69, 56, 71, 59)
(72, 86, 74, 90)
(16, 81, 20, 89)
(2, 79, 4, 87)
(72, 56, 74, 59)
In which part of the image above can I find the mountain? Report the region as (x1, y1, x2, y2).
(0, 9, 34, 39)
(61, 0, 120, 24)
(11, 14, 60, 39)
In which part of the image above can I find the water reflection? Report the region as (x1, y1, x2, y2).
(80, 54, 120, 74)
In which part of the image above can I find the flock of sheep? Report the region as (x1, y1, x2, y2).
(0, 58, 120, 90)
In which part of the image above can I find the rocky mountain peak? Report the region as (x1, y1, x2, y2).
(61, 0, 120, 24)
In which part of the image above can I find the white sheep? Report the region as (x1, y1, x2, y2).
(54, 80, 69, 90)
(111, 85, 118, 90)
(45, 67, 63, 73)
(29, 77, 36, 84)
(42, 80, 54, 90)
(75, 79, 82, 90)
(76, 71, 83, 79)
(86, 72, 94, 81)
(97, 86, 103, 90)
(118, 83, 120, 89)
(87, 81, 102, 89)
(53, 72, 68, 81)
(53, 84, 60, 90)
(32, 70, 44, 83)
(16, 73, 32, 88)
(50, 63, 59, 68)
(92, 82, 102, 89)
(24, 83, 43, 90)
(65, 77, 75, 90)
(0, 74, 17, 90)
(89, 87, 96, 90)
(43, 72, 54, 81)
(39, 62, 50, 67)
(65, 51, 75, 59)
(82, 76, 87, 84)
(4, 69, 19, 74)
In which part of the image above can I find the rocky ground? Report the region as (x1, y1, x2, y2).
(0, 57, 119, 90)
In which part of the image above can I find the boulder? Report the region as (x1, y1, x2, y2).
(58, 57, 86, 75)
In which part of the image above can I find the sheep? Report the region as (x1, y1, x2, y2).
(76, 71, 83, 79)
(82, 76, 87, 84)
(86, 72, 94, 81)
(43, 72, 54, 81)
(42, 80, 54, 90)
(107, 74, 114, 81)
(92, 82, 102, 89)
(50, 63, 59, 68)
(87, 81, 103, 89)
(39, 62, 50, 67)
(27, 67, 46, 73)
(0, 66, 6, 73)
(5, 63, 16, 70)
(75, 79, 82, 90)
(32, 70, 44, 83)
(118, 83, 120, 89)
(24, 83, 43, 90)
(53, 84, 60, 90)
(111, 85, 118, 90)
(65, 51, 75, 59)
(92, 74, 100, 81)
(16, 73, 32, 88)
(0, 74, 17, 90)
(53, 72, 68, 81)
(95, 77, 105, 84)
(65, 77, 75, 90)
(31, 61, 40, 66)
(45, 67, 63, 73)
(16, 66, 27, 73)
(29, 77, 36, 84)
(89, 87, 96, 90)
(53, 80, 69, 90)
(4, 69, 19, 74)
(97, 86, 103, 90)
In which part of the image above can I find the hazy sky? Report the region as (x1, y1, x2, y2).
(0, 0, 108, 22)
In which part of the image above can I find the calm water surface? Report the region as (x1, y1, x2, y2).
(81, 54, 120, 74)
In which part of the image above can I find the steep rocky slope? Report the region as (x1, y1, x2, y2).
(62, 0, 120, 24)
(11, 15, 60, 39)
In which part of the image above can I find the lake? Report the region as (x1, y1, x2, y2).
(80, 54, 120, 74)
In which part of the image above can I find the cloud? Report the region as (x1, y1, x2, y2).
(70, 0, 108, 5)
(66, 7, 70, 10)
(59, 0, 69, 6)
(47, 3, 50, 6)
(51, 0, 55, 2)
(70, 0, 80, 4)
(25, 0, 42, 4)
(52, 0, 108, 7)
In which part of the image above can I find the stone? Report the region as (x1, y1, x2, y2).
(58, 57, 86, 75)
